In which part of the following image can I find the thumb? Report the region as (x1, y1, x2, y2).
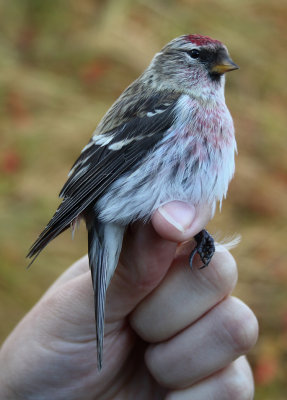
(105, 201, 212, 327)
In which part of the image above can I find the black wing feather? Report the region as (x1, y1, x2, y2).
(27, 91, 179, 261)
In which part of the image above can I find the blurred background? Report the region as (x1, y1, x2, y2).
(0, 0, 286, 397)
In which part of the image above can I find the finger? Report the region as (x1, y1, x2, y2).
(130, 247, 237, 342)
(152, 201, 213, 242)
(145, 297, 258, 389)
(2, 270, 134, 390)
(42, 255, 89, 299)
(105, 201, 212, 326)
(44, 201, 203, 296)
(105, 222, 178, 328)
(42, 201, 213, 331)
(40, 271, 135, 367)
(165, 356, 254, 400)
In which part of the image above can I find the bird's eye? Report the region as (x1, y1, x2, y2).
(187, 49, 200, 59)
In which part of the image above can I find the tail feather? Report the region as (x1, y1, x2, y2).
(88, 224, 106, 370)
(87, 218, 124, 370)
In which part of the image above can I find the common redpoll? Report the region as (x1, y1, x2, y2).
(28, 34, 239, 369)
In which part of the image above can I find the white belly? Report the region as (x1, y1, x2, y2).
(97, 95, 236, 224)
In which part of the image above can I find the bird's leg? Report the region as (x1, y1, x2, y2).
(189, 229, 215, 269)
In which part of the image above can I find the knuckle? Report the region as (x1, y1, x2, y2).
(145, 345, 173, 388)
(223, 377, 254, 400)
(209, 249, 238, 295)
(224, 298, 259, 354)
(222, 361, 254, 400)
(145, 345, 161, 375)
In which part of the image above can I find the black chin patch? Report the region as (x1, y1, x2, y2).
(209, 72, 222, 83)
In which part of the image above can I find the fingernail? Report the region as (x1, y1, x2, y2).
(158, 201, 196, 233)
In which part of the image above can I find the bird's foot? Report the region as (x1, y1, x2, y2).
(189, 229, 215, 269)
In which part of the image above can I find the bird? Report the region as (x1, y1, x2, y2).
(27, 34, 239, 369)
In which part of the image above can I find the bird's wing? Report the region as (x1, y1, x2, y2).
(27, 90, 180, 262)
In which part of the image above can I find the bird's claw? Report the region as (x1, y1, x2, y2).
(189, 229, 215, 269)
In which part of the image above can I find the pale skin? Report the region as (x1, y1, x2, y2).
(0, 201, 258, 399)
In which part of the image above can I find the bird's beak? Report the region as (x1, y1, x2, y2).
(211, 56, 239, 74)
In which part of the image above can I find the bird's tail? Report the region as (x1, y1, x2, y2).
(87, 216, 125, 370)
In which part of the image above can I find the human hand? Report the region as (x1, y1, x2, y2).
(0, 201, 258, 399)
